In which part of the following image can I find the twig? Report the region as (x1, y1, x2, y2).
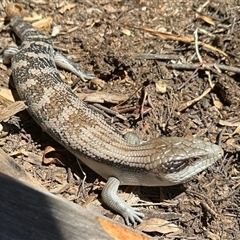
(194, 28, 203, 63)
(178, 84, 215, 111)
(92, 103, 127, 121)
(76, 158, 86, 198)
(177, 67, 200, 90)
(200, 200, 219, 218)
(135, 53, 180, 60)
(167, 63, 240, 74)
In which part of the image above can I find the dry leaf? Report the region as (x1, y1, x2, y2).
(82, 196, 97, 207)
(226, 139, 235, 145)
(5, 3, 24, 19)
(32, 17, 52, 31)
(155, 80, 168, 93)
(137, 218, 181, 234)
(219, 119, 240, 127)
(102, 4, 117, 13)
(23, 13, 42, 22)
(211, 93, 223, 109)
(213, 99, 223, 109)
(196, 15, 215, 26)
(25, 153, 43, 166)
(43, 146, 65, 166)
(58, 3, 77, 14)
(50, 183, 69, 194)
(77, 92, 129, 104)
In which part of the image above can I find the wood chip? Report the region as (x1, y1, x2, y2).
(0, 101, 27, 122)
(137, 218, 181, 234)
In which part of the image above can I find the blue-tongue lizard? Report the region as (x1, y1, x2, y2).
(3, 3, 223, 225)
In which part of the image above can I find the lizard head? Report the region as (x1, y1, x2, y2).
(149, 137, 224, 186)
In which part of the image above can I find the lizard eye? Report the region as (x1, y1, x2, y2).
(161, 157, 201, 174)
(161, 160, 188, 173)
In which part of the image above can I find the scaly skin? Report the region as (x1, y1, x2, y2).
(3, 3, 223, 225)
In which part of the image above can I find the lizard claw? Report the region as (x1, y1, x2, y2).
(122, 207, 144, 226)
(102, 177, 145, 226)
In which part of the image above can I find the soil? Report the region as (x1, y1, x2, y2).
(0, 0, 239, 239)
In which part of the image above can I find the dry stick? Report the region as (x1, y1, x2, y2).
(200, 200, 219, 218)
(88, 104, 112, 120)
(115, 86, 143, 108)
(196, 0, 210, 13)
(194, 28, 203, 63)
(125, 24, 230, 62)
(217, 126, 226, 146)
(178, 85, 214, 112)
(92, 103, 127, 121)
(194, 28, 214, 88)
(167, 63, 240, 74)
(76, 158, 87, 198)
(140, 88, 148, 120)
(176, 30, 213, 111)
(197, 101, 208, 133)
(177, 67, 200, 90)
(135, 53, 180, 60)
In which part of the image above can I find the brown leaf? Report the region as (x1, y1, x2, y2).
(77, 91, 129, 104)
(32, 17, 53, 31)
(213, 99, 223, 109)
(196, 15, 215, 26)
(58, 3, 77, 14)
(43, 146, 65, 166)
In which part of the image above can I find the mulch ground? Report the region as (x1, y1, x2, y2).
(0, 0, 239, 239)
